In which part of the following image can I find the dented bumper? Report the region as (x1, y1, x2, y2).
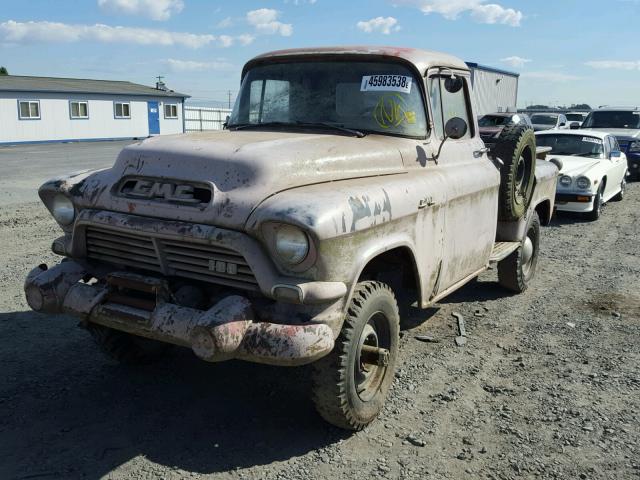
(25, 262, 335, 366)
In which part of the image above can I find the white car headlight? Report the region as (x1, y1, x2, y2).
(559, 175, 572, 187)
(51, 194, 75, 225)
(275, 225, 309, 265)
(576, 176, 591, 189)
(629, 141, 640, 152)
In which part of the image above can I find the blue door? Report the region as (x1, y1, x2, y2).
(147, 101, 160, 135)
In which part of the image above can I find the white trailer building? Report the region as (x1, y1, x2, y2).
(0, 76, 189, 145)
(466, 63, 519, 117)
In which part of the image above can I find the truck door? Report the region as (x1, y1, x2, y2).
(428, 70, 501, 295)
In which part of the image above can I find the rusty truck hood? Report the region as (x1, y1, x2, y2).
(65, 130, 405, 230)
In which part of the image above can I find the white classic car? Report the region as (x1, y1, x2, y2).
(535, 130, 627, 220)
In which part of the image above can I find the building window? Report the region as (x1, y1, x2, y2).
(18, 100, 40, 120)
(164, 103, 178, 119)
(114, 102, 131, 119)
(70, 101, 89, 119)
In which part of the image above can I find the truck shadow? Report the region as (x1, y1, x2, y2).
(548, 211, 594, 226)
(0, 310, 346, 478)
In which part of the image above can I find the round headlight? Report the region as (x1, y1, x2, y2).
(51, 194, 75, 225)
(576, 176, 591, 189)
(559, 175, 572, 187)
(275, 225, 309, 265)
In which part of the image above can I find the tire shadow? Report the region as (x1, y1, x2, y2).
(0, 310, 346, 479)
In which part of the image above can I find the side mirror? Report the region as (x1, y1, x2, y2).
(433, 117, 468, 163)
(444, 76, 464, 94)
(569, 122, 580, 130)
(611, 150, 622, 159)
(559, 122, 566, 127)
(444, 117, 468, 140)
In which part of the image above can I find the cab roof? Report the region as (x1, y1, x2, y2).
(243, 46, 469, 77)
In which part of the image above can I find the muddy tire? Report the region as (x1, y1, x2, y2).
(87, 324, 169, 365)
(498, 211, 540, 293)
(492, 123, 537, 221)
(312, 281, 399, 430)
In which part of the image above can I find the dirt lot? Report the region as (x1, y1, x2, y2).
(0, 148, 638, 479)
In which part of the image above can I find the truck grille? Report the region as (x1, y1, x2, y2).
(85, 226, 259, 291)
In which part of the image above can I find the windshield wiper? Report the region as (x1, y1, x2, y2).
(293, 121, 366, 138)
(228, 121, 366, 138)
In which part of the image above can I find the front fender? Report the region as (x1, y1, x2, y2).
(245, 174, 424, 286)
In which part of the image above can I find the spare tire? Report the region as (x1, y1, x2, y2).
(492, 123, 536, 221)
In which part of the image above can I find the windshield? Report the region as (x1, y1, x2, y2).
(582, 111, 640, 129)
(536, 134, 604, 159)
(565, 113, 585, 121)
(530, 114, 558, 125)
(478, 115, 511, 127)
(228, 61, 428, 138)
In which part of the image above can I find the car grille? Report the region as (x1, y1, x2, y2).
(85, 226, 259, 291)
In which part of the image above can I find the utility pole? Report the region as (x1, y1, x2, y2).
(227, 90, 232, 109)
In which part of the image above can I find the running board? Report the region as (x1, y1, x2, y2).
(490, 241, 520, 262)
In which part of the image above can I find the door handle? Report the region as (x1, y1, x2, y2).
(474, 147, 490, 158)
(418, 196, 436, 209)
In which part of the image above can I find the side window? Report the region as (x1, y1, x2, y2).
(428, 77, 444, 140)
(439, 75, 472, 140)
(249, 79, 290, 123)
(610, 136, 619, 152)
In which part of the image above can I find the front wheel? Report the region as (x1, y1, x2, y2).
(498, 211, 540, 293)
(585, 185, 604, 221)
(312, 281, 399, 430)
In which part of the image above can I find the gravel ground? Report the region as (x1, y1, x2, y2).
(0, 179, 638, 479)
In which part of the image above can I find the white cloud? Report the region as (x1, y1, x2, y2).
(500, 56, 531, 68)
(0, 20, 225, 49)
(357, 17, 401, 34)
(585, 60, 640, 71)
(393, 0, 523, 26)
(237, 33, 255, 46)
(246, 9, 293, 36)
(98, 0, 184, 21)
(164, 58, 234, 72)
(216, 17, 234, 28)
(521, 71, 581, 82)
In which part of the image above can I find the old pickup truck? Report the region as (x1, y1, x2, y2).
(25, 46, 557, 430)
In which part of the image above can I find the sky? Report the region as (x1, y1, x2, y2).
(0, 0, 638, 108)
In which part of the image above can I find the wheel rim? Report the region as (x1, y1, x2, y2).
(514, 147, 533, 206)
(514, 155, 527, 204)
(522, 231, 535, 277)
(355, 312, 390, 402)
(621, 179, 626, 196)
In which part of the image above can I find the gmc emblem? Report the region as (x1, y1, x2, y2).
(120, 179, 211, 205)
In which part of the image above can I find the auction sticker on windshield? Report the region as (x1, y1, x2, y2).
(361, 75, 412, 94)
(582, 137, 601, 144)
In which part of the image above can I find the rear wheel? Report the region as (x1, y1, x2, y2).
(586, 185, 604, 221)
(612, 177, 626, 201)
(498, 212, 540, 293)
(86, 324, 169, 365)
(492, 124, 537, 221)
(312, 281, 399, 430)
